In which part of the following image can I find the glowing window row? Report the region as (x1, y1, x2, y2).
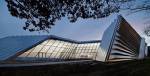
(18, 39, 100, 60)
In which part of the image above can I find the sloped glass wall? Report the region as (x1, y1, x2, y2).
(16, 39, 100, 62)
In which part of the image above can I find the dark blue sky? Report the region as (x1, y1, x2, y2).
(0, 0, 149, 45)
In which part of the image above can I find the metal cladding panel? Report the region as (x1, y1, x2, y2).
(0, 36, 49, 60)
(108, 15, 144, 61)
(99, 15, 146, 62)
(145, 45, 148, 56)
(139, 38, 146, 59)
(98, 16, 120, 61)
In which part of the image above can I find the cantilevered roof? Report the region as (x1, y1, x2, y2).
(0, 35, 101, 61)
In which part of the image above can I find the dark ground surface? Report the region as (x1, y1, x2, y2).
(0, 58, 150, 76)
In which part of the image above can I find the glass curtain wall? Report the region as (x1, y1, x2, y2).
(16, 39, 100, 62)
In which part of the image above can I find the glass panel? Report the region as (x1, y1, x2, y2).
(16, 38, 100, 61)
(19, 48, 34, 57)
(47, 47, 56, 53)
(46, 40, 55, 45)
(41, 40, 49, 45)
(27, 45, 43, 57)
(50, 52, 57, 58)
(52, 40, 59, 46)
(32, 45, 43, 52)
(40, 46, 50, 52)
(57, 41, 64, 47)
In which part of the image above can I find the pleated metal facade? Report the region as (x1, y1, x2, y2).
(100, 15, 147, 62)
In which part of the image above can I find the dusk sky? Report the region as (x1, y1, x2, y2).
(0, 0, 150, 45)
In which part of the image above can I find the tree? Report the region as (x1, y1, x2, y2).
(5, 0, 131, 32)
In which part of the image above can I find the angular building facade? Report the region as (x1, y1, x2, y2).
(99, 15, 147, 62)
(0, 15, 147, 64)
(0, 35, 101, 63)
(15, 37, 100, 62)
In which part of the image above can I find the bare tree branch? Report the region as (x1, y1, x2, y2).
(5, 0, 130, 32)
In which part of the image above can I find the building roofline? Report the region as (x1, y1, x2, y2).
(2, 35, 101, 61)
(48, 35, 101, 43)
(2, 35, 101, 43)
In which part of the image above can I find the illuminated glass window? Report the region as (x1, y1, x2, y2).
(16, 39, 100, 62)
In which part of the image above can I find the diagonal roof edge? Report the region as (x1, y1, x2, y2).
(0, 35, 101, 61)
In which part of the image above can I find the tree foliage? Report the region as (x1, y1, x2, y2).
(5, 0, 130, 32)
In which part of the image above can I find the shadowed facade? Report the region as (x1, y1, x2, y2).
(100, 15, 147, 62)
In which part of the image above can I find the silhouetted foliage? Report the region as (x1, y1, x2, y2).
(5, 0, 130, 32)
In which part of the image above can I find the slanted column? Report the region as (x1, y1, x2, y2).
(139, 38, 147, 59)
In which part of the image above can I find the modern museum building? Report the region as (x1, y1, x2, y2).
(0, 15, 148, 64)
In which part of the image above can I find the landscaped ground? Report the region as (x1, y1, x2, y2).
(0, 58, 150, 76)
